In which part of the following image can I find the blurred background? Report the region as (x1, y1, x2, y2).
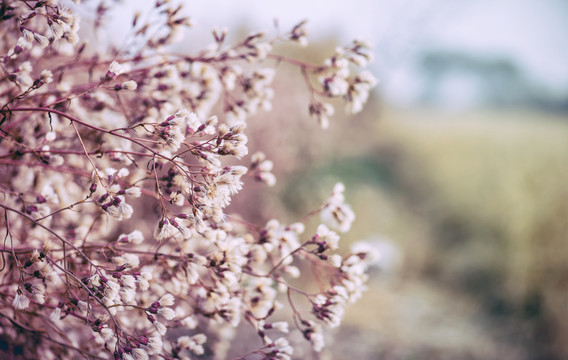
(108, 0, 568, 358)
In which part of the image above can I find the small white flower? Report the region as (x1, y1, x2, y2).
(258, 172, 276, 187)
(37, 70, 54, 85)
(153, 320, 167, 336)
(158, 293, 175, 307)
(121, 80, 138, 90)
(117, 168, 130, 177)
(309, 331, 324, 352)
(78, 300, 89, 313)
(144, 336, 163, 355)
(316, 224, 340, 250)
(125, 187, 141, 198)
(105, 168, 117, 177)
(34, 33, 50, 48)
(122, 253, 140, 268)
(108, 61, 127, 77)
(283, 266, 300, 279)
(177, 335, 192, 348)
(100, 327, 114, 340)
(103, 280, 120, 300)
(330, 254, 343, 267)
(118, 230, 144, 244)
(89, 274, 101, 287)
(50, 155, 64, 166)
(12, 292, 30, 310)
(131, 348, 149, 360)
(121, 275, 136, 289)
(112, 256, 126, 267)
(192, 334, 206, 345)
(106, 196, 133, 221)
(45, 131, 57, 141)
(180, 315, 198, 329)
(320, 183, 355, 233)
(39, 264, 59, 284)
(154, 220, 177, 242)
(157, 307, 176, 320)
(127, 230, 144, 244)
(32, 292, 45, 304)
(50, 307, 61, 321)
(271, 321, 289, 333)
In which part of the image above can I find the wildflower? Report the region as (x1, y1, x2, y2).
(158, 293, 175, 307)
(0, 2, 376, 357)
(136, 272, 152, 291)
(309, 102, 335, 129)
(157, 307, 175, 320)
(169, 191, 185, 206)
(105, 196, 134, 221)
(303, 321, 324, 352)
(154, 219, 177, 242)
(39, 264, 59, 284)
(50, 155, 65, 166)
(34, 33, 50, 48)
(158, 124, 185, 151)
(330, 254, 343, 268)
(288, 20, 308, 47)
(12, 291, 30, 310)
(77, 300, 89, 313)
(112, 253, 139, 268)
(50, 306, 61, 321)
(103, 279, 121, 301)
(125, 187, 141, 198)
(274, 337, 294, 359)
(117, 229, 144, 244)
(251, 152, 277, 186)
(144, 336, 163, 355)
(122, 253, 140, 268)
(24, 282, 45, 304)
(107, 61, 127, 79)
(38, 70, 54, 85)
(324, 74, 349, 96)
(121, 275, 136, 289)
(100, 327, 114, 341)
(152, 319, 167, 336)
(312, 292, 345, 328)
(258, 172, 276, 186)
(121, 80, 138, 90)
(315, 224, 340, 251)
(320, 183, 355, 233)
(45, 131, 57, 141)
(177, 334, 207, 355)
(131, 348, 149, 360)
(268, 321, 289, 333)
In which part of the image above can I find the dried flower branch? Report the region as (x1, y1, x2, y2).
(0, 1, 377, 359)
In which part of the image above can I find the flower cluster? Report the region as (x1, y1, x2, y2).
(250, 151, 277, 187)
(311, 41, 378, 128)
(0, 1, 378, 359)
(320, 182, 356, 233)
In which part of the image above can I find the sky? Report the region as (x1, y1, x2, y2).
(106, 0, 568, 105)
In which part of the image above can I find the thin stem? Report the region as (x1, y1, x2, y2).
(71, 120, 103, 184)
(0, 312, 106, 359)
(267, 241, 310, 276)
(0, 203, 99, 269)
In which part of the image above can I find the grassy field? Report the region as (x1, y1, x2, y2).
(275, 105, 568, 359)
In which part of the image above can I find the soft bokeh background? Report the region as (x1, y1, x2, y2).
(107, 1, 568, 358)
